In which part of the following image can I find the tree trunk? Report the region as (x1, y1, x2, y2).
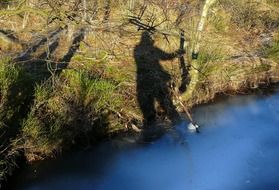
(192, 0, 217, 57)
(82, 0, 87, 22)
(129, 0, 135, 10)
(22, 12, 30, 29)
(182, 0, 217, 101)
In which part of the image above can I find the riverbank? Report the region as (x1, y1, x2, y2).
(1, 0, 279, 187)
(1, 45, 278, 188)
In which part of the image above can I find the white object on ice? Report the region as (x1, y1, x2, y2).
(187, 123, 200, 133)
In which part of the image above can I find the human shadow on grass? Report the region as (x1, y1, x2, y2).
(134, 31, 185, 135)
(57, 28, 85, 70)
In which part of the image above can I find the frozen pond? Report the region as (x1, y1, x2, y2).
(5, 88, 279, 190)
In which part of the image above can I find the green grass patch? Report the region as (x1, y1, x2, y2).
(0, 57, 33, 126)
(197, 50, 225, 65)
(197, 46, 227, 78)
(263, 33, 279, 62)
(21, 69, 126, 160)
